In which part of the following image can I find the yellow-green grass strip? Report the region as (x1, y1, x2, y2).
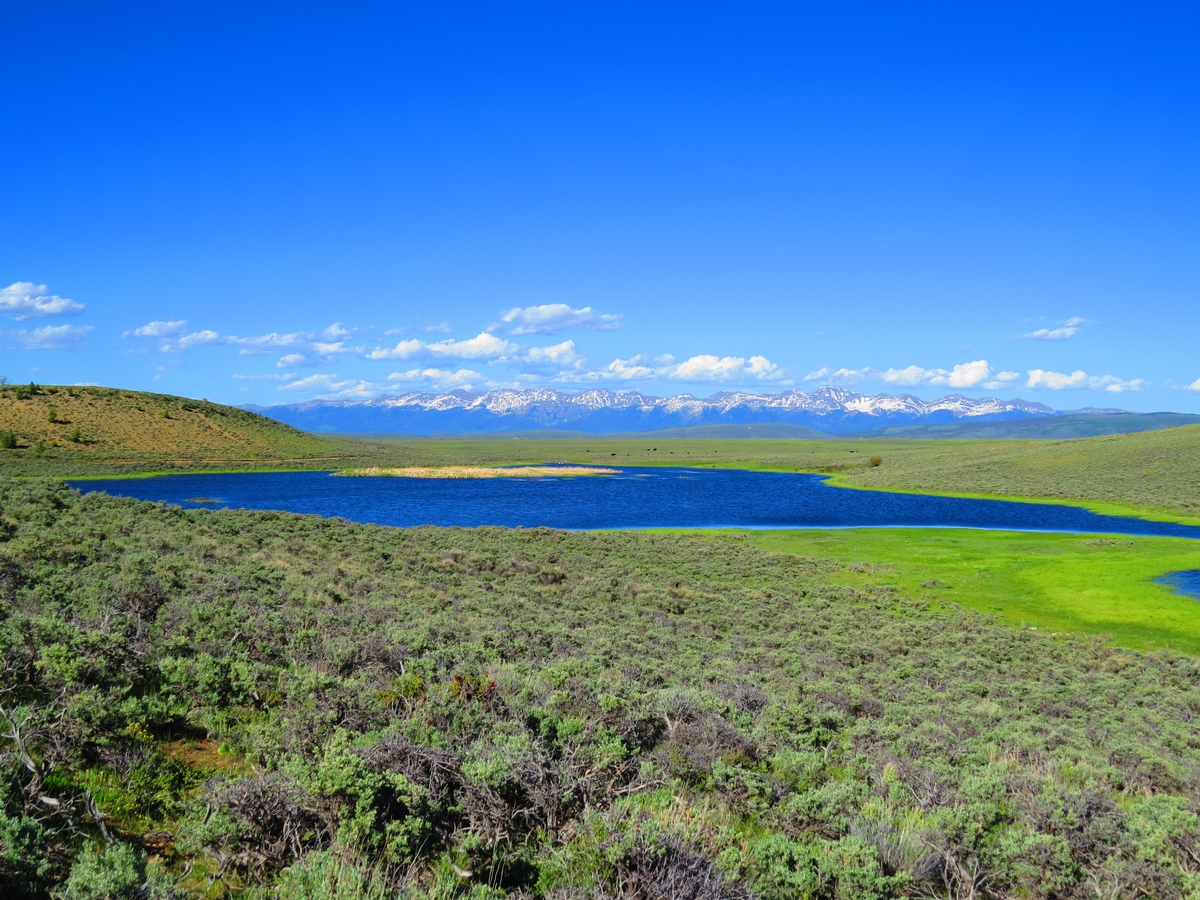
(337, 465, 619, 478)
(740, 527, 1200, 655)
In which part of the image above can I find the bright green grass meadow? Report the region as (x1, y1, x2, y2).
(6, 387, 1200, 897)
(744, 528, 1200, 655)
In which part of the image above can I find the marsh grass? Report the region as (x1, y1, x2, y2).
(4, 385, 1199, 522)
(340, 465, 619, 478)
(5, 478, 1200, 897)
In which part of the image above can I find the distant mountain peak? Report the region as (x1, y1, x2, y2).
(245, 385, 1071, 436)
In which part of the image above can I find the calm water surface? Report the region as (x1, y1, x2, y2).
(1155, 570, 1200, 600)
(68, 467, 1200, 539)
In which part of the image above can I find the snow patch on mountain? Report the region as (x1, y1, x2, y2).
(244, 385, 1072, 436)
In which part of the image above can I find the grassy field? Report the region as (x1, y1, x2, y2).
(744, 528, 1200, 655)
(4, 384, 1199, 522)
(5, 479, 1200, 898)
(0, 384, 342, 463)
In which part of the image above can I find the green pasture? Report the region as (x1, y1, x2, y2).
(745, 527, 1200, 655)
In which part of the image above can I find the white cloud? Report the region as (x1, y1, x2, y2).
(670, 354, 784, 382)
(522, 340, 585, 370)
(8, 324, 94, 349)
(321, 323, 351, 339)
(510, 351, 787, 385)
(1186, 377, 1200, 392)
(431, 332, 517, 359)
(230, 332, 307, 353)
(1019, 316, 1090, 341)
(982, 371, 1021, 389)
(232, 372, 296, 382)
(1, 282, 85, 319)
(1021, 326, 1079, 341)
(178, 330, 221, 348)
(274, 341, 360, 368)
(367, 331, 518, 361)
(278, 374, 380, 397)
(367, 338, 423, 360)
(1026, 369, 1148, 392)
(603, 356, 657, 380)
(387, 368, 484, 389)
(127, 320, 187, 338)
(882, 359, 992, 389)
(803, 366, 872, 384)
(499, 304, 621, 335)
(126, 322, 358, 367)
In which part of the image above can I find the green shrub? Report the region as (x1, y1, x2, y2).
(47, 406, 58, 423)
(868, 455, 882, 467)
(0, 811, 52, 899)
(57, 842, 145, 900)
(251, 851, 391, 900)
(0, 432, 15, 449)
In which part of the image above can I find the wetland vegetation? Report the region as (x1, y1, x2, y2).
(3, 386, 1199, 523)
(4, 386, 1200, 898)
(5, 478, 1200, 899)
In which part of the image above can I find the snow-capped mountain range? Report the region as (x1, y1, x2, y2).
(244, 385, 1113, 435)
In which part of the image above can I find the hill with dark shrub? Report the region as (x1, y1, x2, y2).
(3, 478, 1200, 898)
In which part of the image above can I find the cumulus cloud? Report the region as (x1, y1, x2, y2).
(1186, 377, 1200, 392)
(1022, 326, 1079, 341)
(882, 359, 993, 389)
(1025, 369, 1148, 393)
(1, 282, 85, 319)
(527, 352, 785, 385)
(321, 323, 351, 339)
(499, 304, 621, 335)
(230, 332, 308, 353)
(387, 368, 485, 389)
(278, 374, 380, 397)
(522, 340, 585, 370)
(125, 322, 359, 367)
(803, 366, 872, 384)
(669, 354, 782, 382)
(7, 324, 94, 349)
(232, 373, 296, 382)
(603, 356, 658, 380)
(983, 371, 1021, 390)
(367, 331, 519, 361)
(1019, 317, 1090, 341)
(177, 330, 222, 348)
(127, 320, 187, 338)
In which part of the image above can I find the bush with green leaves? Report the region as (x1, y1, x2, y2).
(3, 476, 1200, 897)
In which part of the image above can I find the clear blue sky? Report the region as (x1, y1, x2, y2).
(3, 2, 1198, 410)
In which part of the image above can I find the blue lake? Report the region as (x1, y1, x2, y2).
(1155, 570, 1200, 600)
(68, 467, 1200, 539)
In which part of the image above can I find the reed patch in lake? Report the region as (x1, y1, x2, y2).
(340, 465, 619, 478)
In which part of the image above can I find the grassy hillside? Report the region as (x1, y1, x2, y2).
(0, 383, 336, 457)
(0, 384, 384, 475)
(4, 385, 1199, 520)
(5, 478, 1200, 898)
(846, 410, 1200, 439)
(834, 425, 1200, 520)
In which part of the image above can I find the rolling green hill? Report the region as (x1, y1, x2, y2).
(5, 478, 1200, 898)
(4, 384, 1199, 521)
(848, 410, 1200, 439)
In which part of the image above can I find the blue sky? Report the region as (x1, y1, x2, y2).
(3, 2, 1199, 411)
